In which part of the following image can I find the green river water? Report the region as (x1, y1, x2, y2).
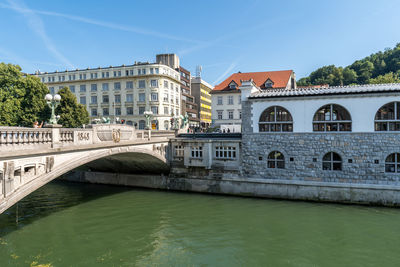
(1, 180, 400, 266)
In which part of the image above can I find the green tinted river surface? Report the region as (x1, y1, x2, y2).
(1, 181, 400, 266)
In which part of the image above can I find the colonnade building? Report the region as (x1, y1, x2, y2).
(239, 81, 400, 183)
(35, 60, 182, 130)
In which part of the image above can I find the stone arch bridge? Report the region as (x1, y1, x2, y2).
(0, 125, 175, 214)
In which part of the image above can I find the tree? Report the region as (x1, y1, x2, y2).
(0, 63, 49, 126)
(368, 72, 400, 84)
(297, 43, 400, 86)
(55, 87, 89, 128)
(342, 67, 358, 85)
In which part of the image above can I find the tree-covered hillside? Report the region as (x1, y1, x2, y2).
(297, 43, 400, 86)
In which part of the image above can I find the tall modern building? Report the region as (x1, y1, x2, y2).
(191, 76, 213, 128)
(210, 70, 296, 131)
(179, 66, 200, 127)
(35, 57, 182, 130)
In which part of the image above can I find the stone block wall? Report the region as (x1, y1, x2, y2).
(241, 132, 400, 185)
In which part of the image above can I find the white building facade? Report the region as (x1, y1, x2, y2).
(211, 70, 295, 132)
(35, 63, 181, 130)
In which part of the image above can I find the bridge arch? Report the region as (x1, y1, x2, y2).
(0, 144, 169, 214)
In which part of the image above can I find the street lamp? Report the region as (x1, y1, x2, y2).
(144, 111, 153, 130)
(45, 93, 61, 125)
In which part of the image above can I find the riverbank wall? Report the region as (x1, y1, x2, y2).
(63, 171, 400, 206)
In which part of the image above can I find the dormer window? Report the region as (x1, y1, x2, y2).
(229, 81, 238, 89)
(264, 79, 274, 88)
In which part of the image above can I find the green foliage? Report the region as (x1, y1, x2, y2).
(55, 87, 89, 128)
(0, 63, 50, 126)
(298, 43, 400, 86)
(369, 72, 400, 84)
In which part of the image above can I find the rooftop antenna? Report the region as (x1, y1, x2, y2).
(196, 65, 202, 78)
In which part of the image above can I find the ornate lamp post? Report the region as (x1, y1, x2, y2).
(45, 93, 61, 125)
(144, 111, 153, 130)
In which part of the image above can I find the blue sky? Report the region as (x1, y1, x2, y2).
(1, 0, 400, 85)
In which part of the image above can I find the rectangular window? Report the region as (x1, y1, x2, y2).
(139, 93, 145, 102)
(90, 73, 98, 79)
(91, 108, 97, 116)
(126, 94, 133, 102)
(113, 71, 121, 77)
(215, 146, 237, 159)
(126, 81, 133, 89)
(114, 82, 121, 90)
(115, 107, 121, 116)
(80, 96, 86, 105)
(139, 106, 145, 114)
(150, 79, 158, 87)
(102, 72, 109, 78)
(151, 106, 158, 114)
(115, 95, 121, 103)
(91, 96, 97, 104)
(69, 85, 75, 93)
(138, 69, 141, 75)
(102, 95, 109, 103)
(174, 145, 184, 157)
(103, 108, 109, 116)
(49, 87, 55, 94)
(217, 110, 223, 120)
(228, 110, 234, 119)
(155, 68, 159, 74)
(142, 69, 146, 75)
(80, 85, 86, 92)
(127, 107, 133, 115)
(138, 80, 146, 88)
(91, 84, 97, 91)
(150, 68, 154, 74)
(151, 93, 158, 101)
(79, 73, 86, 80)
(164, 81, 168, 88)
(176, 97, 179, 104)
(228, 95, 234, 105)
(163, 93, 169, 102)
(175, 86, 179, 92)
(217, 96, 223, 105)
(164, 107, 169, 115)
(239, 110, 242, 119)
(129, 70, 134, 76)
(190, 146, 203, 158)
(102, 83, 109, 91)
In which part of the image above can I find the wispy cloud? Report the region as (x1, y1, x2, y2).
(213, 61, 238, 85)
(5, 0, 75, 69)
(0, 2, 201, 44)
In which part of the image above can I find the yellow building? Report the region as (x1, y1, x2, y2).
(191, 77, 213, 128)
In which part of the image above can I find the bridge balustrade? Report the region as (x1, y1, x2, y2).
(0, 127, 53, 145)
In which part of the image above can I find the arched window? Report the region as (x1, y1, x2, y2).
(259, 106, 293, 132)
(322, 152, 342, 171)
(138, 120, 146, 130)
(375, 102, 400, 131)
(385, 153, 400, 173)
(267, 151, 285, 169)
(164, 120, 169, 130)
(313, 104, 351, 132)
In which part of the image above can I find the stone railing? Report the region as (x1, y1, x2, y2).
(0, 127, 53, 145)
(0, 125, 175, 153)
(60, 129, 74, 143)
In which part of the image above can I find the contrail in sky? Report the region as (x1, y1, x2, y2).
(6, 0, 75, 69)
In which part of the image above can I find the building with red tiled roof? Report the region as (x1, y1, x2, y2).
(211, 70, 296, 131)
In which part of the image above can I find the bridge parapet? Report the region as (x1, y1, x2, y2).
(0, 125, 174, 154)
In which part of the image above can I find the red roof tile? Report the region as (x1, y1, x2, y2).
(212, 70, 293, 92)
